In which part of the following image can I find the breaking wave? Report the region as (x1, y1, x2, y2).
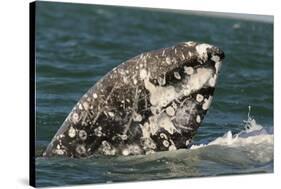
(189, 106, 273, 164)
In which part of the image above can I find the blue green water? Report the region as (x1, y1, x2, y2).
(35, 1, 273, 187)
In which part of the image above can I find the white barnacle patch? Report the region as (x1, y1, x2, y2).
(211, 55, 220, 63)
(202, 96, 213, 110)
(93, 93, 98, 99)
(168, 144, 177, 151)
(140, 123, 150, 139)
(72, 112, 79, 123)
(101, 141, 116, 156)
(78, 130, 87, 141)
(151, 116, 162, 134)
(166, 106, 175, 116)
(123, 76, 128, 84)
(122, 149, 130, 156)
(118, 134, 128, 140)
(144, 78, 178, 107)
(108, 111, 115, 118)
(196, 94, 204, 103)
(157, 75, 166, 86)
(133, 78, 138, 85)
(142, 138, 157, 150)
(215, 61, 222, 74)
(174, 71, 181, 80)
(158, 115, 179, 134)
(55, 149, 64, 155)
(184, 66, 194, 75)
(140, 122, 154, 140)
(140, 69, 148, 80)
(68, 126, 76, 138)
(165, 57, 172, 65)
(196, 115, 201, 123)
(172, 102, 177, 109)
(118, 68, 125, 75)
(53, 148, 65, 155)
(82, 102, 89, 110)
(78, 103, 83, 110)
(163, 140, 170, 147)
(128, 145, 141, 155)
(183, 85, 191, 96)
(94, 126, 103, 137)
(209, 74, 217, 87)
(168, 140, 177, 151)
(59, 134, 65, 139)
(181, 53, 185, 60)
(160, 133, 168, 139)
(76, 145, 86, 154)
(196, 43, 212, 62)
(185, 68, 213, 92)
(150, 116, 161, 134)
(133, 112, 142, 122)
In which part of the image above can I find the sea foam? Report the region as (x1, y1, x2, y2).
(190, 106, 273, 155)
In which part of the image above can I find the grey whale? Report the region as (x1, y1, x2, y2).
(43, 41, 225, 158)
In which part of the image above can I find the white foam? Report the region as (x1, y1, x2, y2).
(190, 106, 273, 154)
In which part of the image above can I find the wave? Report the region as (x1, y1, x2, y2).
(189, 106, 273, 164)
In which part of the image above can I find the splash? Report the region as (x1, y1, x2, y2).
(243, 105, 263, 132)
(190, 106, 273, 149)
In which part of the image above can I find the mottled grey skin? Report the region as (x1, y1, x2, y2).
(43, 41, 224, 158)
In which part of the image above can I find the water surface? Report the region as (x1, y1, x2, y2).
(35, 2, 273, 187)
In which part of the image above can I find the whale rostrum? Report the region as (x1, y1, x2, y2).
(43, 41, 225, 158)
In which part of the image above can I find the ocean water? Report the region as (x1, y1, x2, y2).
(34, 2, 273, 187)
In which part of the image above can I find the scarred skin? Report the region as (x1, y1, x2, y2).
(43, 41, 225, 158)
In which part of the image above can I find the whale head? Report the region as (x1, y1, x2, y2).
(43, 41, 224, 157)
(134, 41, 224, 148)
